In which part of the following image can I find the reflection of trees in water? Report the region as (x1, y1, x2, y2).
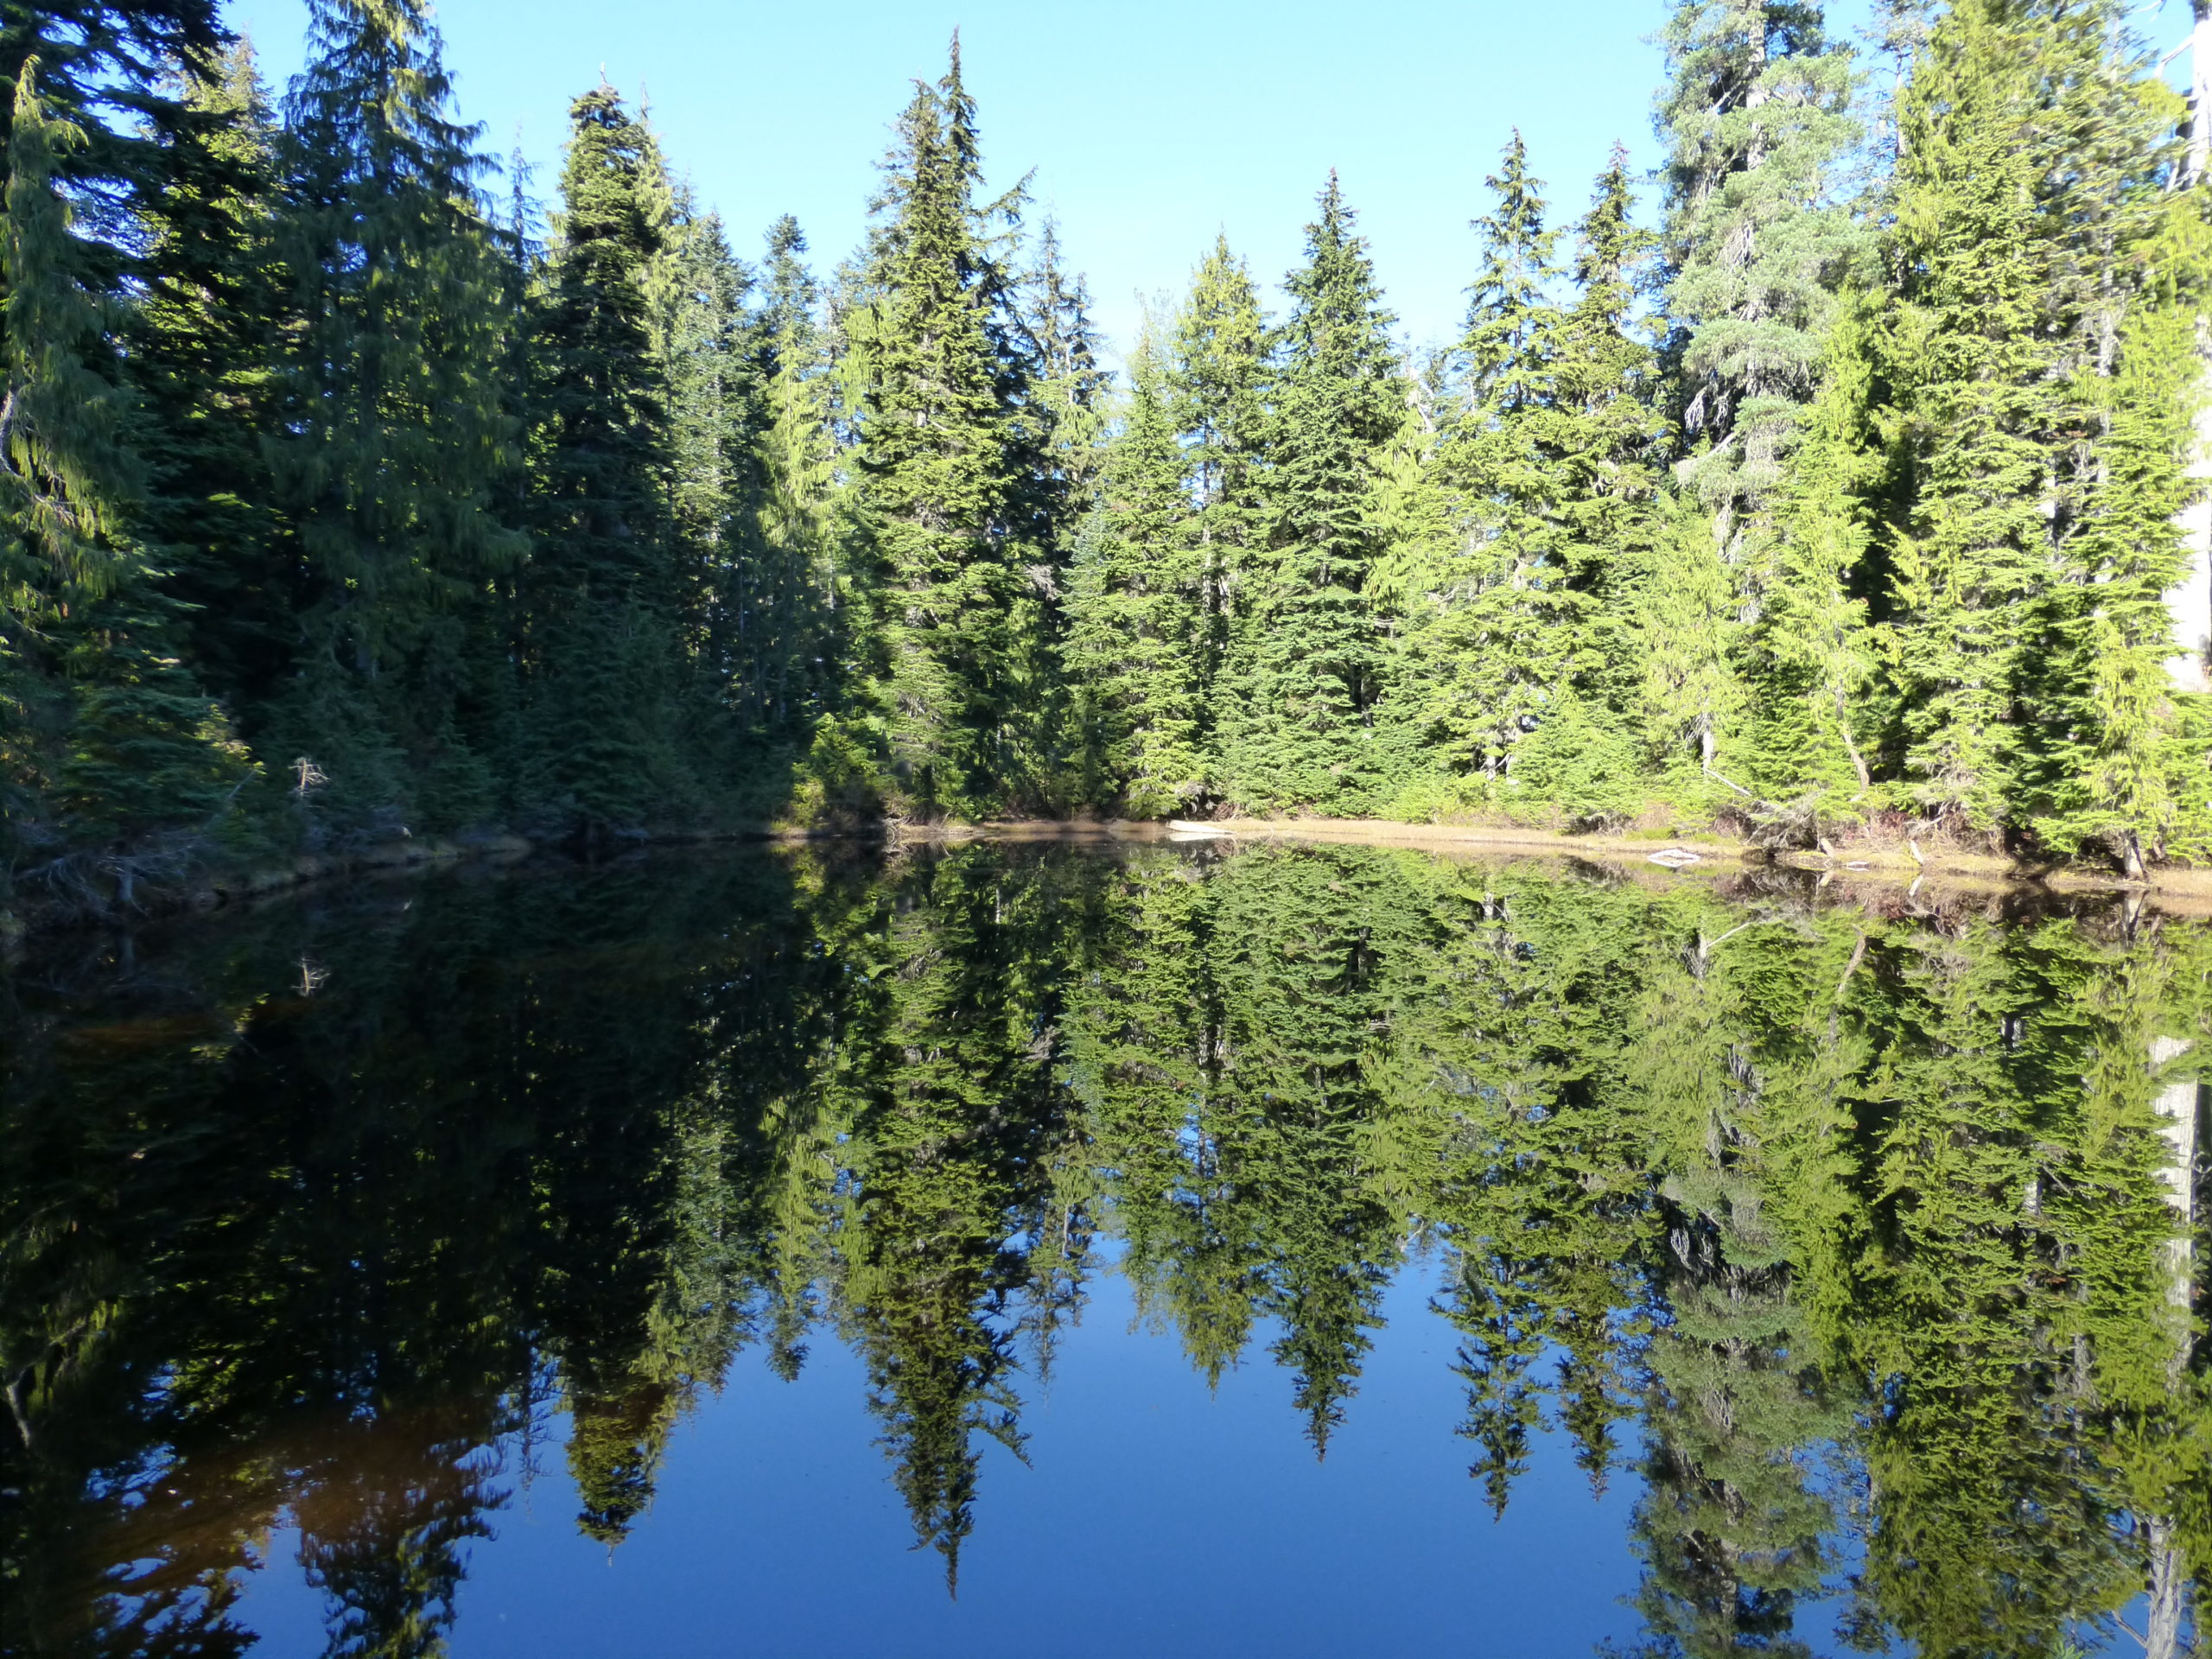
(3, 845, 2209, 1655)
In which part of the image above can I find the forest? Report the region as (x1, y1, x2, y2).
(3, 0, 2210, 912)
(3, 842, 2207, 1656)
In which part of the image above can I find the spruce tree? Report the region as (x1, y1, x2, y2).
(131, 40, 288, 719)
(2023, 3, 2206, 874)
(1869, 0, 2050, 831)
(1653, 0, 1860, 568)
(1732, 298, 1879, 819)
(1063, 322, 1204, 815)
(1551, 145, 1666, 610)
(645, 181, 757, 712)
(849, 46, 1039, 817)
(1551, 148, 1670, 805)
(1217, 175, 1400, 813)
(2027, 202, 2208, 872)
(1, 41, 250, 865)
(1018, 215, 1110, 523)
(750, 214, 843, 748)
(270, 0, 521, 830)
(1871, 0, 2190, 848)
(1169, 235, 1271, 771)
(1405, 136, 1574, 792)
(1007, 215, 1108, 798)
(1403, 142, 1661, 816)
(1624, 499, 1745, 790)
(521, 82, 690, 831)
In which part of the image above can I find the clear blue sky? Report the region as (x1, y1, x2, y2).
(219, 0, 2194, 360)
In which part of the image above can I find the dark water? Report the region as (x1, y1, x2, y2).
(3, 842, 2206, 1658)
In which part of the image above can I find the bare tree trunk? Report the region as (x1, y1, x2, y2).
(1835, 689, 1872, 791)
(2145, 1517, 2190, 1659)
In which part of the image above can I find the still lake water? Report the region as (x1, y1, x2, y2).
(3, 840, 2206, 1657)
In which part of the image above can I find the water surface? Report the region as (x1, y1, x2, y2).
(3, 842, 2205, 1656)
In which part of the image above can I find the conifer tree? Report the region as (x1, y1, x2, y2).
(1404, 136, 1568, 789)
(521, 82, 690, 830)
(644, 181, 757, 710)
(2, 41, 251, 863)
(1552, 145, 1666, 607)
(751, 214, 843, 745)
(1063, 324, 1204, 815)
(2028, 218, 2208, 874)
(2021, 4, 2207, 873)
(1007, 216, 1108, 796)
(849, 45, 1039, 817)
(1732, 299, 1879, 817)
(1548, 148, 1671, 810)
(1653, 0, 1860, 567)
(270, 0, 521, 830)
(1872, 0, 2192, 848)
(1217, 175, 1400, 813)
(1403, 143, 1661, 817)
(1624, 499, 1745, 789)
(1867, 0, 2050, 831)
(1169, 235, 1271, 758)
(131, 41, 288, 719)
(1019, 216, 1111, 523)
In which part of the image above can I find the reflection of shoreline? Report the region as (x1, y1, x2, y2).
(902, 815, 2212, 911)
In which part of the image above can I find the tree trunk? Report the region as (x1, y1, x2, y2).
(2142, 1035, 2200, 1658)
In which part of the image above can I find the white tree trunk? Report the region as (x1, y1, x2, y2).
(2141, 1036, 2199, 1659)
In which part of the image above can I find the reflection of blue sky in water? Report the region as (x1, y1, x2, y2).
(242, 1259, 1657, 1658)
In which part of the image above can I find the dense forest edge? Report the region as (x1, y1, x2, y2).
(8, 0, 2212, 936)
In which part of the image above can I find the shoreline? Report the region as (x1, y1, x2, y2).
(10, 811, 2208, 953)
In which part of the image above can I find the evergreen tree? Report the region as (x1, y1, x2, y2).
(1063, 321, 1204, 815)
(1, 38, 251, 868)
(1624, 497, 1745, 791)
(1653, 0, 1861, 559)
(751, 213, 844, 747)
(1217, 175, 1401, 813)
(1872, 0, 2194, 852)
(1405, 135, 1572, 791)
(643, 179, 760, 727)
(2029, 245, 2207, 874)
(849, 45, 1041, 817)
(1169, 235, 1272, 767)
(519, 82, 689, 832)
(270, 0, 521, 832)
(1732, 297, 1879, 819)
(1551, 144, 1666, 614)
(130, 41, 289, 721)
(2018, 7, 2207, 874)
(1018, 215, 1111, 524)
